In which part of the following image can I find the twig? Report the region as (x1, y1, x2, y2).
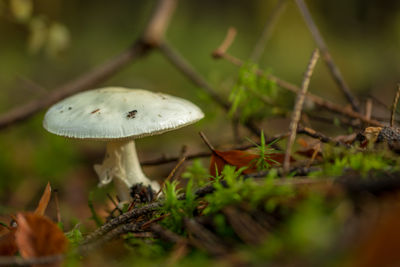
(297, 125, 347, 147)
(142, 0, 177, 47)
(391, 84, 400, 127)
(158, 41, 262, 136)
(212, 50, 382, 127)
(306, 142, 321, 169)
(81, 202, 162, 245)
(369, 94, 400, 118)
(0, 0, 177, 130)
(250, 0, 288, 62)
(156, 156, 187, 196)
(0, 254, 63, 267)
(365, 98, 372, 121)
(80, 222, 142, 253)
(283, 49, 320, 175)
(198, 131, 215, 151)
(141, 150, 210, 166)
(212, 27, 237, 58)
(107, 193, 122, 214)
(294, 0, 359, 112)
(141, 213, 170, 229)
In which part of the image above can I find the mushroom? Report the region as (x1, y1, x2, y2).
(43, 87, 204, 201)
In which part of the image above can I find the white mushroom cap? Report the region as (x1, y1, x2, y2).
(43, 87, 204, 140)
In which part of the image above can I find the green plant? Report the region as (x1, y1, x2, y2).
(248, 130, 281, 171)
(160, 179, 199, 234)
(181, 159, 210, 187)
(311, 146, 398, 177)
(229, 63, 281, 122)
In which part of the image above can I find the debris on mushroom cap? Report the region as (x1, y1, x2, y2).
(43, 87, 204, 140)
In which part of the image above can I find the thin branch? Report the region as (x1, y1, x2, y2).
(81, 202, 162, 245)
(369, 94, 400, 116)
(140, 132, 288, 166)
(198, 131, 215, 151)
(365, 98, 372, 121)
(294, 0, 360, 112)
(283, 49, 320, 175)
(141, 150, 211, 166)
(250, 0, 288, 62)
(156, 156, 187, 196)
(212, 27, 237, 58)
(0, 0, 177, 130)
(158, 41, 262, 136)
(142, 0, 177, 47)
(297, 125, 348, 147)
(212, 50, 382, 127)
(160, 42, 230, 110)
(80, 222, 142, 253)
(391, 84, 400, 127)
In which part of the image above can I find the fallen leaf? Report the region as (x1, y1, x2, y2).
(34, 182, 52, 216)
(210, 149, 286, 176)
(15, 212, 68, 264)
(0, 224, 17, 256)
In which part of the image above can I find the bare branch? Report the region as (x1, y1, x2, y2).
(0, 0, 178, 130)
(212, 50, 383, 127)
(365, 98, 372, 121)
(142, 0, 178, 47)
(81, 202, 162, 245)
(80, 222, 142, 253)
(212, 27, 237, 58)
(283, 49, 320, 175)
(198, 131, 215, 151)
(158, 42, 263, 136)
(294, 0, 360, 112)
(297, 125, 348, 147)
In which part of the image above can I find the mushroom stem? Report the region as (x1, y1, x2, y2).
(94, 140, 159, 201)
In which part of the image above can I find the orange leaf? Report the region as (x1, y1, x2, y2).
(210, 149, 286, 176)
(34, 182, 52, 216)
(0, 225, 17, 256)
(15, 212, 68, 265)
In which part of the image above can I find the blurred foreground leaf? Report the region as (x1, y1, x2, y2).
(15, 212, 68, 263)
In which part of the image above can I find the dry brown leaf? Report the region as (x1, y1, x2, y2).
(15, 212, 68, 264)
(34, 182, 52, 216)
(210, 149, 285, 176)
(0, 224, 17, 256)
(0, 183, 59, 260)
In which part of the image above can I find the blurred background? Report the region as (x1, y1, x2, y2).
(1, 0, 400, 228)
